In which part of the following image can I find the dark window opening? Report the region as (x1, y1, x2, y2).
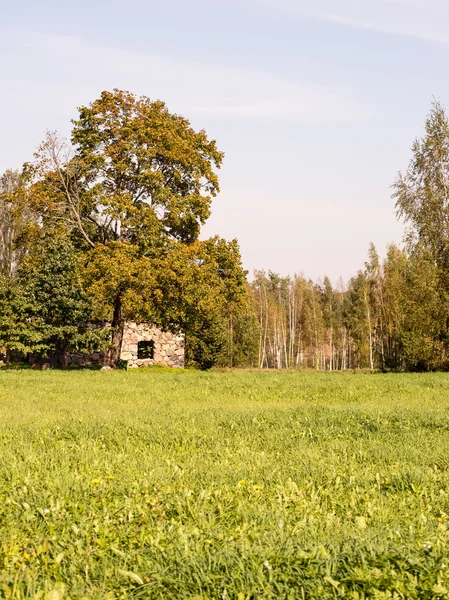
(138, 340, 154, 360)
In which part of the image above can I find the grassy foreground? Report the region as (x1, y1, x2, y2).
(1, 370, 449, 599)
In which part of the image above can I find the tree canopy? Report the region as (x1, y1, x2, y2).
(2, 95, 449, 372)
(0, 89, 246, 368)
(393, 100, 449, 274)
(33, 89, 223, 250)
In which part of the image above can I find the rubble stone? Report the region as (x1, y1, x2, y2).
(67, 322, 185, 369)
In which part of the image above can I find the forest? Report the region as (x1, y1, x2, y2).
(1, 91, 449, 372)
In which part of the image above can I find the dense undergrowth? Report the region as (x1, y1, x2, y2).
(0, 370, 449, 599)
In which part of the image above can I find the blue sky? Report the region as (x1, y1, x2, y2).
(2, 0, 449, 281)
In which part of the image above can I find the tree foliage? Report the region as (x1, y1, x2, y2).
(0, 237, 109, 367)
(0, 170, 38, 278)
(3, 95, 449, 371)
(1, 90, 245, 369)
(32, 90, 223, 251)
(393, 101, 449, 273)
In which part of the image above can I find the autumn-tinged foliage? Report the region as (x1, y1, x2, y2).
(0, 90, 246, 368)
(2, 96, 449, 370)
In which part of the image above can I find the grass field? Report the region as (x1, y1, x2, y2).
(1, 369, 449, 599)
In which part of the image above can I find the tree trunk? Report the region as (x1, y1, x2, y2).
(55, 342, 68, 370)
(109, 291, 124, 368)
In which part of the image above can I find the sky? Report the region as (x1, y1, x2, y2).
(1, 0, 449, 282)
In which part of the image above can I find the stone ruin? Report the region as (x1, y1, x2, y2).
(120, 322, 185, 368)
(67, 322, 185, 369)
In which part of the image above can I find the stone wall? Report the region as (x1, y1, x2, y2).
(66, 322, 185, 369)
(65, 350, 109, 368)
(121, 322, 185, 368)
(66, 321, 110, 368)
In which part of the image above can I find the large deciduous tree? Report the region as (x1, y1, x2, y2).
(34, 90, 223, 249)
(30, 89, 244, 367)
(393, 100, 449, 276)
(393, 100, 449, 359)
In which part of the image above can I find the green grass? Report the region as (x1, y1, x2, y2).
(1, 370, 449, 599)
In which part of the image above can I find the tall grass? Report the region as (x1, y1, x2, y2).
(1, 369, 449, 598)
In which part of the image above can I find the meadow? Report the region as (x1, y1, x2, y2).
(1, 369, 449, 599)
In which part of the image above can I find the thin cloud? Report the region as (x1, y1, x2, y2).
(1, 29, 367, 121)
(0, 29, 369, 172)
(259, 0, 449, 45)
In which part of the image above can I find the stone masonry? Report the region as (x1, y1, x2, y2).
(120, 322, 185, 368)
(66, 322, 185, 368)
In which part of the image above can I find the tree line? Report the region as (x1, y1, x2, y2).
(218, 101, 449, 371)
(219, 242, 447, 371)
(1, 94, 449, 371)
